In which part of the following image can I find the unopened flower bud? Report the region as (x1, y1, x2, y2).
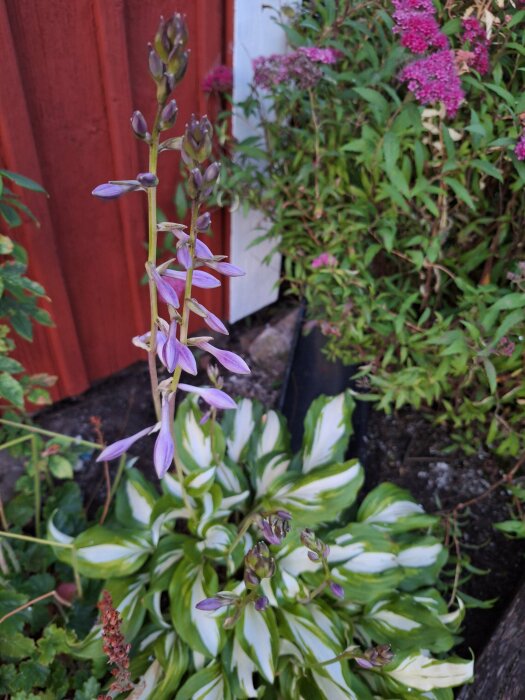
(255, 595, 269, 612)
(148, 46, 164, 80)
(160, 99, 178, 130)
(131, 110, 149, 140)
(203, 162, 220, 184)
(186, 168, 203, 199)
(182, 115, 213, 165)
(259, 512, 291, 545)
(196, 212, 211, 232)
(356, 644, 394, 669)
(137, 172, 158, 188)
(329, 581, 344, 599)
(244, 541, 276, 588)
(157, 72, 175, 105)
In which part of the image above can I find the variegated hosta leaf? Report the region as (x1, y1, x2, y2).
(357, 482, 437, 531)
(149, 533, 189, 590)
(72, 575, 148, 659)
(301, 392, 354, 473)
(175, 662, 231, 700)
(413, 589, 466, 633)
(254, 409, 290, 459)
(235, 603, 279, 683)
(186, 466, 217, 496)
(145, 631, 189, 700)
(269, 538, 321, 601)
(194, 486, 251, 536)
(311, 666, 374, 700)
(223, 397, 261, 462)
(115, 468, 158, 529)
(384, 651, 474, 692)
(150, 494, 193, 546)
(216, 456, 249, 496)
(358, 594, 456, 653)
(281, 606, 358, 697)
(254, 452, 290, 498)
(127, 659, 164, 699)
(361, 670, 455, 700)
(222, 636, 258, 698)
(263, 459, 364, 525)
(328, 524, 402, 604)
(197, 523, 237, 563)
(174, 396, 225, 472)
(169, 560, 225, 658)
(46, 510, 74, 565)
(398, 537, 447, 591)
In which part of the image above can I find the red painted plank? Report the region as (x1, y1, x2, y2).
(0, 1, 88, 400)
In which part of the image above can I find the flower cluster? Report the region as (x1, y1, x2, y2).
(461, 17, 490, 75)
(393, 0, 464, 117)
(515, 130, 525, 161)
(392, 0, 448, 54)
(92, 15, 250, 481)
(311, 251, 337, 269)
(202, 64, 233, 94)
(97, 590, 133, 699)
(300, 528, 344, 599)
(253, 46, 340, 90)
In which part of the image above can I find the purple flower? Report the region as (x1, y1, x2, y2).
(399, 49, 464, 117)
(253, 51, 324, 90)
(92, 181, 141, 199)
(255, 595, 269, 612)
(159, 320, 179, 372)
(312, 252, 337, 269)
(204, 309, 228, 335)
(329, 581, 345, 599)
(177, 244, 192, 270)
(355, 657, 375, 670)
(205, 261, 245, 277)
(461, 17, 490, 75)
(96, 424, 158, 462)
(131, 111, 149, 139)
(150, 266, 180, 308)
(196, 592, 238, 611)
(298, 46, 341, 64)
(391, 0, 448, 55)
(515, 132, 525, 161)
(198, 341, 250, 375)
(196, 212, 211, 231)
(178, 383, 237, 410)
(137, 172, 158, 187)
(154, 395, 175, 478)
(175, 338, 197, 375)
(163, 269, 221, 289)
(202, 64, 234, 94)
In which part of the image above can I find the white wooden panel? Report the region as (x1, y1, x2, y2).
(228, 0, 287, 323)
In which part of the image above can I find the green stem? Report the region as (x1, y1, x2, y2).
(0, 434, 33, 452)
(147, 109, 163, 421)
(0, 419, 101, 450)
(0, 531, 73, 549)
(31, 436, 41, 538)
(108, 454, 127, 502)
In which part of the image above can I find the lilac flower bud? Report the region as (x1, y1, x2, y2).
(148, 46, 164, 80)
(329, 581, 344, 599)
(153, 394, 175, 478)
(244, 542, 276, 581)
(276, 510, 292, 521)
(131, 110, 149, 140)
(137, 172, 158, 188)
(163, 269, 221, 289)
(195, 597, 224, 611)
(255, 596, 269, 612)
(160, 99, 178, 130)
(198, 341, 250, 375)
(160, 320, 179, 372)
(244, 569, 260, 588)
(355, 657, 375, 670)
(356, 644, 394, 669)
(186, 168, 203, 200)
(195, 238, 214, 259)
(259, 512, 290, 545)
(96, 424, 157, 462)
(177, 384, 237, 410)
(203, 162, 220, 184)
(174, 339, 197, 375)
(196, 212, 211, 232)
(307, 551, 320, 562)
(149, 265, 180, 308)
(177, 244, 192, 270)
(206, 261, 245, 277)
(300, 529, 316, 549)
(204, 310, 228, 335)
(92, 181, 141, 199)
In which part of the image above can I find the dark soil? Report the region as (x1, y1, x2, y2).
(30, 298, 525, 663)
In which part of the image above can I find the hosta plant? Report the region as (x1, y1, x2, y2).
(48, 393, 473, 699)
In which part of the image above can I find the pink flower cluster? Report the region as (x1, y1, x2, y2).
(393, 0, 464, 117)
(202, 64, 233, 94)
(253, 46, 340, 90)
(392, 0, 448, 54)
(461, 17, 490, 75)
(312, 252, 337, 269)
(515, 132, 525, 161)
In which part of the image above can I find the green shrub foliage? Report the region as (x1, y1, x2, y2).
(217, 0, 525, 457)
(48, 395, 473, 698)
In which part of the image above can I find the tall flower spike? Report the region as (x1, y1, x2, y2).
(153, 394, 175, 478)
(149, 264, 180, 307)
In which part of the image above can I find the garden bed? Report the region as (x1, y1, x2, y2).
(24, 298, 524, 664)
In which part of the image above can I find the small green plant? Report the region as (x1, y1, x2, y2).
(0, 168, 55, 414)
(216, 0, 525, 458)
(41, 393, 473, 698)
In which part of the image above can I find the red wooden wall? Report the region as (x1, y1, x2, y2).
(0, 0, 230, 401)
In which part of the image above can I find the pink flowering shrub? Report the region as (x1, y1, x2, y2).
(202, 64, 233, 94)
(216, 0, 525, 458)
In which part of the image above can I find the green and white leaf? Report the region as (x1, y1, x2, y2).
(301, 392, 354, 472)
(72, 526, 151, 578)
(385, 651, 474, 691)
(236, 603, 279, 683)
(116, 468, 158, 529)
(264, 458, 364, 524)
(170, 560, 225, 657)
(254, 409, 290, 458)
(175, 396, 225, 471)
(175, 663, 230, 700)
(357, 482, 434, 531)
(225, 398, 258, 461)
(254, 452, 291, 498)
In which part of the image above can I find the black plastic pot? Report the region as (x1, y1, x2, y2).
(278, 303, 370, 457)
